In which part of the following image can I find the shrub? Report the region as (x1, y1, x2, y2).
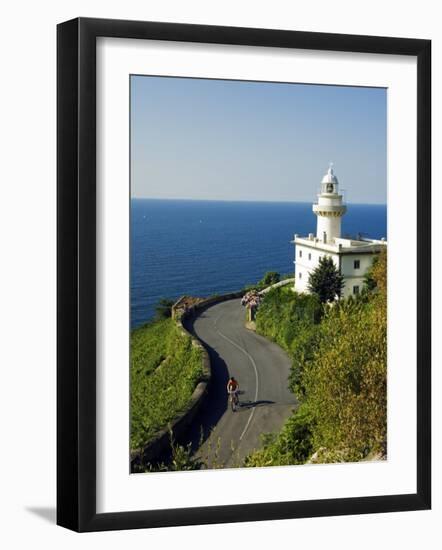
(154, 297, 175, 319)
(260, 271, 281, 286)
(249, 251, 387, 465)
(256, 288, 321, 346)
(302, 292, 387, 459)
(245, 405, 313, 467)
(255, 288, 321, 398)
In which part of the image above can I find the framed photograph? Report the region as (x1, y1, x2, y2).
(57, 17, 431, 532)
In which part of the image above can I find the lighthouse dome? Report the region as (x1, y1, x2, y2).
(321, 164, 339, 185)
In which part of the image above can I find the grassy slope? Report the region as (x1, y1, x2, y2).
(246, 252, 387, 466)
(130, 318, 204, 451)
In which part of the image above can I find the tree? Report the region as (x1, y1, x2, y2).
(260, 271, 281, 286)
(154, 298, 174, 319)
(363, 255, 380, 292)
(365, 249, 387, 295)
(307, 256, 344, 303)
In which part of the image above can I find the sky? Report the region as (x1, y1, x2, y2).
(131, 76, 387, 204)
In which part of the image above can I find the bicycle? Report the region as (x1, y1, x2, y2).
(228, 390, 240, 412)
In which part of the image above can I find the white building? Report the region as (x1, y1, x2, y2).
(293, 164, 387, 298)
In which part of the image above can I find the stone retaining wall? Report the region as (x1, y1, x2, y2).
(130, 291, 244, 470)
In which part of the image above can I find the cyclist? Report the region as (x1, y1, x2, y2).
(227, 376, 240, 411)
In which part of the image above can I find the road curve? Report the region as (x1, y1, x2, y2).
(185, 298, 297, 468)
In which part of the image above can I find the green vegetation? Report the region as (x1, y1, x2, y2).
(133, 431, 235, 473)
(255, 286, 321, 397)
(245, 405, 313, 467)
(132, 435, 203, 473)
(154, 297, 175, 319)
(307, 255, 344, 302)
(363, 254, 380, 292)
(242, 271, 283, 293)
(130, 318, 205, 451)
(247, 250, 387, 466)
(260, 271, 281, 286)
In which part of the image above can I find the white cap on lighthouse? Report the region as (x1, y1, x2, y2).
(321, 163, 339, 185)
(313, 163, 346, 243)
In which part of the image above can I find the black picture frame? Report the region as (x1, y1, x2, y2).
(57, 17, 431, 532)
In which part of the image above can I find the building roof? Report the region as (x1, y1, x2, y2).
(293, 235, 387, 255)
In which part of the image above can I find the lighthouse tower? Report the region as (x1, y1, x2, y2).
(293, 163, 386, 297)
(312, 163, 346, 243)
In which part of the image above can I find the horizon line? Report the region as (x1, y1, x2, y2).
(131, 196, 387, 206)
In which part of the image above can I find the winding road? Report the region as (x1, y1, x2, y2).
(185, 298, 297, 468)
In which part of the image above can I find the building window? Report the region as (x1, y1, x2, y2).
(299, 250, 302, 258)
(353, 285, 360, 295)
(354, 259, 360, 269)
(299, 272, 302, 279)
(308, 253, 311, 260)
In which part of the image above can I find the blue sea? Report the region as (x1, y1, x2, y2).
(131, 199, 387, 328)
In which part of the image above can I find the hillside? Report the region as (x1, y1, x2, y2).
(130, 318, 204, 451)
(245, 250, 387, 466)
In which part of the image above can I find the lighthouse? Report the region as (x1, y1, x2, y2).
(312, 163, 347, 244)
(292, 164, 387, 298)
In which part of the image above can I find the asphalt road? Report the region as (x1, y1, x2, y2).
(185, 298, 297, 468)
